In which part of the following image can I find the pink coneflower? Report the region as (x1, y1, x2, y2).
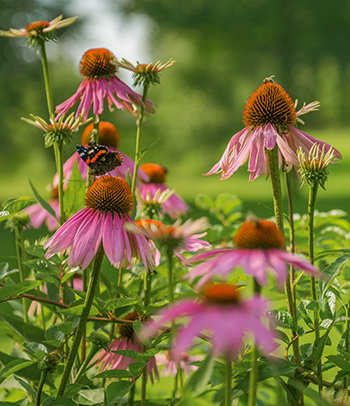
(129, 218, 210, 266)
(205, 78, 341, 181)
(44, 176, 154, 271)
(25, 186, 59, 232)
(139, 163, 190, 219)
(95, 311, 159, 383)
(55, 48, 155, 121)
(156, 350, 199, 377)
(141, 283, 276, 359)
(53, 121, 148, 189)
(187, 219, 319, 289)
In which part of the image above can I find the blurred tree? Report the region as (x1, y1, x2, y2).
(117, 0, 350, 166)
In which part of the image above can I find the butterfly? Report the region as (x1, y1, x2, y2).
(76, 141, 123, 176)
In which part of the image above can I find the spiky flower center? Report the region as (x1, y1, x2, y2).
(141, 163, 167, 184)
(79, 48, 117, 78)
(202, 283, 240, 305)
(234, 219, 285, 250)
(85, 176, 134, 214)
(81, 121, 120, 148)
(242, 80, 297, 128)
(26, 21, 50, 32)
(118, 311, 139, 339)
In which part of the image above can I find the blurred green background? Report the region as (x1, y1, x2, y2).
(0, 0, 349, 261)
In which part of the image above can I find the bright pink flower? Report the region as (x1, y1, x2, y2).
(141, 284, 276, 359)
(139, 163, 189, 219)
(186, 219, 319, 289)
(55, 48, 155, 121)
(44, 176, 154, 271)
(156, 350, 200, 377)
(26, 197, 59, 232)
(95, 312, 159, 383)
(205, 79, 341, 181)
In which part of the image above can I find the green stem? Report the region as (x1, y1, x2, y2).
(73, 344, 98, 384)
(248, 280, 261, 406)
(286, 172, 296, 305)
(344, 299, 350, 389)
(36, 369, 48, 406)
(39, 41, 54, 116)
(141, 347, 147, 406)
(267, 147, 303, 405)
(128, 383, 136, 406)
(225, 359, 232, 406)
(131, 85, 149, 196)
(57, 244, 104, 396)
(15, 227, 28, 323)
(308, 181, 323, 391)
(56, 141, 65, 225)
(167, 248, 174, 303)
(141, 270, 152, 406)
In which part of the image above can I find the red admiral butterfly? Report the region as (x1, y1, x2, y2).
(76, 141, 123, 176)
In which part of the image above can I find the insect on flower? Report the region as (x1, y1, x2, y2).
(76, 141, 123, 176)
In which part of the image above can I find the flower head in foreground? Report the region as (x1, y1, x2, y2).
(95, 311, 159, 383)
(56, 48, 155, 121)
(141, 283, 276, 359)
(139, 163, 190, 219)
(156, 350, 200, 377)
(53, 121, 148, 189)
(186, 218, 319, 289)
(113, 58, 176, 87)
(298, 143, 338, 190)
(44, 176, 155, 270)
(22, 112, 86, 148)
(129, 218, 210, 266)
(205, 78, 341, 181)
(25, 185, 59, 232)
(0, 15, 77, 48)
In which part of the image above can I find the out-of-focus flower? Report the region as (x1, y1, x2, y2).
(128, 218, 210, 266)
(141, 283, 276, 359)
(186, 218, 319, 289)
(53, 121, 148, 189)
(0, 15, 77, 48)
(25, 185, 59, 231)
(156, 350, 200, 377)
(22, 112, 86, 148)
(94, 311, 159, 383)
(205, 78, 341, 181)
(55, 48, 155, 120)
(44, 176, 154, 271)
(139, 163, 190, 219)
(113, 58, 176, 86)
(298, 142, 338, 190)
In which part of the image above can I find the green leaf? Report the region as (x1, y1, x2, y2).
(185, 352, 215, 396)
(0, 263, 17, 280)
(2, 196, 35, 214)
(320, 254, 350, 295)
(0, 211, 10, 223)
(95, 369, 134, 379)
(106, 381, 134, 404)
(75, 388, 104, 405)
(0, 359, 35, 382)
(0, 311, 46, 342)
(27, 178, 58, 221)
(111, 349, 145, 361)
(59, 304, 99, 316)
(103, 297, 139, 312)
(42, 397, 78, 406)
(46, 325, 66, 343)
(195, 194, 214, 211)
(0, 280, 41, 301)
(0, 352, 42, 383)
(14, 376, 37, 399)
(63, 159, 85, 219)
(128, 361, 146, 377)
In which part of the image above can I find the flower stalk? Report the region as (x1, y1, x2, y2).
(57, 244, 104, 396)
(131, 84, 149, 197)
(36, 369, 48, 406)
(15, 225, 28, 323)
(225, 359, 232, 406)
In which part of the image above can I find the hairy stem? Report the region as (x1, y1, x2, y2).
(57, 244, 104, 396)
(15, 226, 28, 323)
(36, 369, 48, 406)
